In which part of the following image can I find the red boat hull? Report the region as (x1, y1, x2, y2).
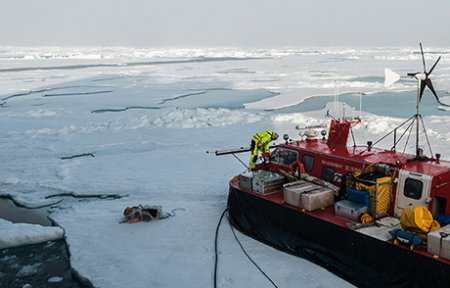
(227, 185, 450, 288)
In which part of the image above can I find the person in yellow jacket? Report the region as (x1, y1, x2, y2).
(248, 129, 279, 171)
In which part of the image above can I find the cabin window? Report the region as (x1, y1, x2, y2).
(403, 178, 423, 200)
(302, 155, 314, 171)
(321, 166, 335, 182)
(270, 148, 298, 167)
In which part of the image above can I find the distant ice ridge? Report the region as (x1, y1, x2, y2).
(15, 108, 264, 137)
(0, 109, 58, 118)
(152, 108, 263, 128)
(1, 46, 450, 61)
(1, 46, 449, 112)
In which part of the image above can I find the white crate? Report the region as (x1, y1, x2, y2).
(335, 200, 367, 221)
(427, 224, 450, 260)
(301, 188, 334, 212)
(239, 172, 253, 190)
(252, 171, 284, 194)
(283, 180, 320, 208)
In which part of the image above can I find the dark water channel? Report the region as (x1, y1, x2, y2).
(0, 198, 88, 288)
(0, 198, 51, 226)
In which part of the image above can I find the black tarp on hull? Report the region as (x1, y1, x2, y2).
(227, 186, 450, 288)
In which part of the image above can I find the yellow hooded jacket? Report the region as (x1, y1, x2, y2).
(249, 129, 278, 170)
(252, 129, 277, 153)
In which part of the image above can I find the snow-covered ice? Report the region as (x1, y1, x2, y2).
(0, 219, 64, 249)
(1, 46, 450, 287)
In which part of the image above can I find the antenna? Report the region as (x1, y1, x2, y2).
(359, 92, 363, 119)
(333, 80, 338, 117)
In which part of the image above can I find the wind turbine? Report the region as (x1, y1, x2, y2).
(385, 43, 448, 108)
(384, 43, 448, 158)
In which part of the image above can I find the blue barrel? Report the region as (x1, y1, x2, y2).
(389, 228, 422, 246)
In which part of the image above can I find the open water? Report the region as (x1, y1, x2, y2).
(279, 90, 450, 118)
(0, 199, 86, 288)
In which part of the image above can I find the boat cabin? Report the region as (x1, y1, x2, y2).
(265, 118, 450, 217)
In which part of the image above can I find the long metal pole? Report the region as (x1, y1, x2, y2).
(419, 114, 433, 157)
(359, 92, 362, 119)
(416, 79, 421, 156)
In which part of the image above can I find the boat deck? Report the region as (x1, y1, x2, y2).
(230, 176, 450, 264)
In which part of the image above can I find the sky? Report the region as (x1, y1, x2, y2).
(1, 0, 450, 47)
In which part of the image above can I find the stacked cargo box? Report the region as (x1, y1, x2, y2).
(239, 170, 284, 194)
(334, 200, 368, 222)
(283, 180, 334, 211)
(427, 224, 450, 260)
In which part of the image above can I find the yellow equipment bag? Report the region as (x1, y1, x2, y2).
(400, 206, 440, 240)
(355, 176, 391, 217)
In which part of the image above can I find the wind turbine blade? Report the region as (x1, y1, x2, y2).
(425, 78, 442, 103)
(425, 79, 450, 107)
(420, 43, 426, 72)
(428, 56, 441, 75)
(384, 68, 400, 87)
(419, 80, 427, 101)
